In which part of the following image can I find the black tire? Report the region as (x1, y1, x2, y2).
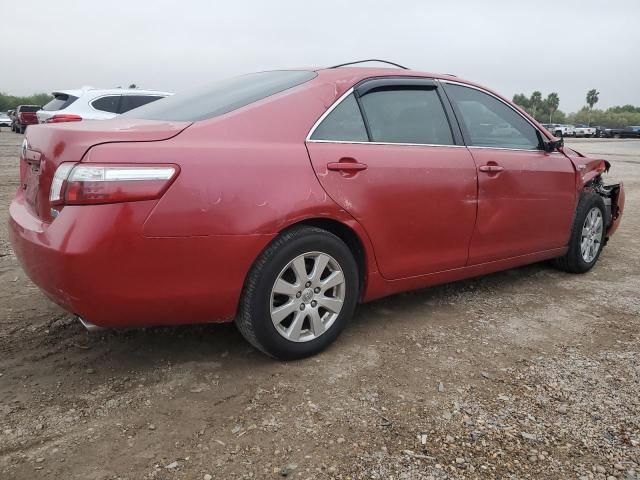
(554, 192, 606, 273)
(236, 225, 359, 360)
(20, 125, 26, 134)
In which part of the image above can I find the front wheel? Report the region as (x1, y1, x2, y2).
(236, 226, 359, 360)
(554, 193, 606, 273)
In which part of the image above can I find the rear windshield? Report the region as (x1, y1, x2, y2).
(122, 70, 317, 122)
(42, 94, 78, 111)
(20, 106, 41, 112)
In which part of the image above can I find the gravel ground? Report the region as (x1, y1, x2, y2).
(0, 132, 638, 480)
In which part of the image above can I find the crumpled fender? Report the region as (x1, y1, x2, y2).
(563, 147, 610, 189)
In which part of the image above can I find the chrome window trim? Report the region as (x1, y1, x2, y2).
(440, 79, 551, 150)
(469, 145, 564, 154)
(305, 85, 458, 148)
(308, 139, 466, 148)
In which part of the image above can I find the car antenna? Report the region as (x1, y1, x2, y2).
(329, 59, 409, 70)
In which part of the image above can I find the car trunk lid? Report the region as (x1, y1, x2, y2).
(20, 118, 191, 221)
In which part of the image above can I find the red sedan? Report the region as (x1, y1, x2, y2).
(9, 61, 625, 359)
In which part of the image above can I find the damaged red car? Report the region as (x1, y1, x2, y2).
(9, 60, 625, 359)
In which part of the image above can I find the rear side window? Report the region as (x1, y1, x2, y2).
(122, 70, 317, 122)
(119, 95, 164, 113)
(91, 95, 120, 113)
(359, 89, 454, 145)
(310, 94, 368, 141)
(42, 94, 78, 111)
(446, 84, 541, 150)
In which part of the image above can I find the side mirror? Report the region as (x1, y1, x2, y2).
(543, 137, 564, 153)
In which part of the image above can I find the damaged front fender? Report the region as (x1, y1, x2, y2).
(563, 147, 624, 237)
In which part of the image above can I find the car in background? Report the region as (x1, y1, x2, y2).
(12, 105, 41, 133)
(541, 123, 574, 137)
(603, 127, 624, 138)
(593, 126, 608, 138)
(0, 112, 12, 129)
(8, 63, 625, 359)
(620, 126, 640, 138)
(36, 87, 172, 124)
(574, 124, 596, 137)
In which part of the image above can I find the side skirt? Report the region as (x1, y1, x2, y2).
(362, 247, 568, 302)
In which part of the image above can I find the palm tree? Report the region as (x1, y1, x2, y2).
(530, 91, 542, 119)
(547, 93, 559, 123)
(586, 89, 599, 125)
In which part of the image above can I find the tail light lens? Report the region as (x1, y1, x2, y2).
(46, 114, 83, 123)
(50, 163, 178, 206)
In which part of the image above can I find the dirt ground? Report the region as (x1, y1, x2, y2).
(0, 132, 638, 480)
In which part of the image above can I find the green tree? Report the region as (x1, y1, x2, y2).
(0, 92, 52, 112)
(530, 91, 542, 119)
(586, 89, 599, 125)
(546, 93, 560, 123)
(513, 93, 530, 110)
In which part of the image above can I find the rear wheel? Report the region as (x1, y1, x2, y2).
(554, 193, 606, 273)
(236, 226, 359, 360)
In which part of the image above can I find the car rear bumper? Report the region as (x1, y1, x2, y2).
(8, 191, 273, 328)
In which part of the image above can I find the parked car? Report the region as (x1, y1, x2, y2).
(36, 87, 172, 124)
(620, 126, 640, 138)
(541, 123, 574, 137)
(9, 63, 625, 359)
(593, 126, 608, 138)
(573, 124, 596, 137)
(12, 105, 41, 133)
(603, 127, 624, 138)
(0, 112, 12, 129)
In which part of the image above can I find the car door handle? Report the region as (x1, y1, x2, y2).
(327, 160, 368, 172)
(478, 165, 504, 173)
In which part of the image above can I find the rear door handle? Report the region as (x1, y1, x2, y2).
(327, 160, 368, 172)
(478, 165, 504, 173)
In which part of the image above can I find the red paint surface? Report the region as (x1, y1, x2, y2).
(8, 68, 625, 328)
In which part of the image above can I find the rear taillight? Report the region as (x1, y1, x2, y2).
(46, 114, 83, 123)
(49, 163, 178, 206)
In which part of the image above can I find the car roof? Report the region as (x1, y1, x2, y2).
(52, 87, 173, 97)
(313, 66, 459, 84)
(311, 66, 507, 103)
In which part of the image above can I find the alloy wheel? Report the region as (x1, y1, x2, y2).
(580, 207, 603, 263)
(270, 251, 346, 342)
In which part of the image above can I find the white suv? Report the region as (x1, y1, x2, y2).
(37, 87, 172, 124)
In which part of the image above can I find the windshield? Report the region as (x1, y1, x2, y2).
(123, 70, 317, 122)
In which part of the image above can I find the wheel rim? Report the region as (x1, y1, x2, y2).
(270, 251, 346, 343)
(580, 207, 604, 263)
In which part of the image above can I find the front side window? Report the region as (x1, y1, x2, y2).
(91, 95, 121, 113)
(446, 84, 541, 150)
(310, 93, 368, 141)
(359, 88, 454, 145)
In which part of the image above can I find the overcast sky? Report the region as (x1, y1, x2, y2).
(2, 0, 639, 113)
